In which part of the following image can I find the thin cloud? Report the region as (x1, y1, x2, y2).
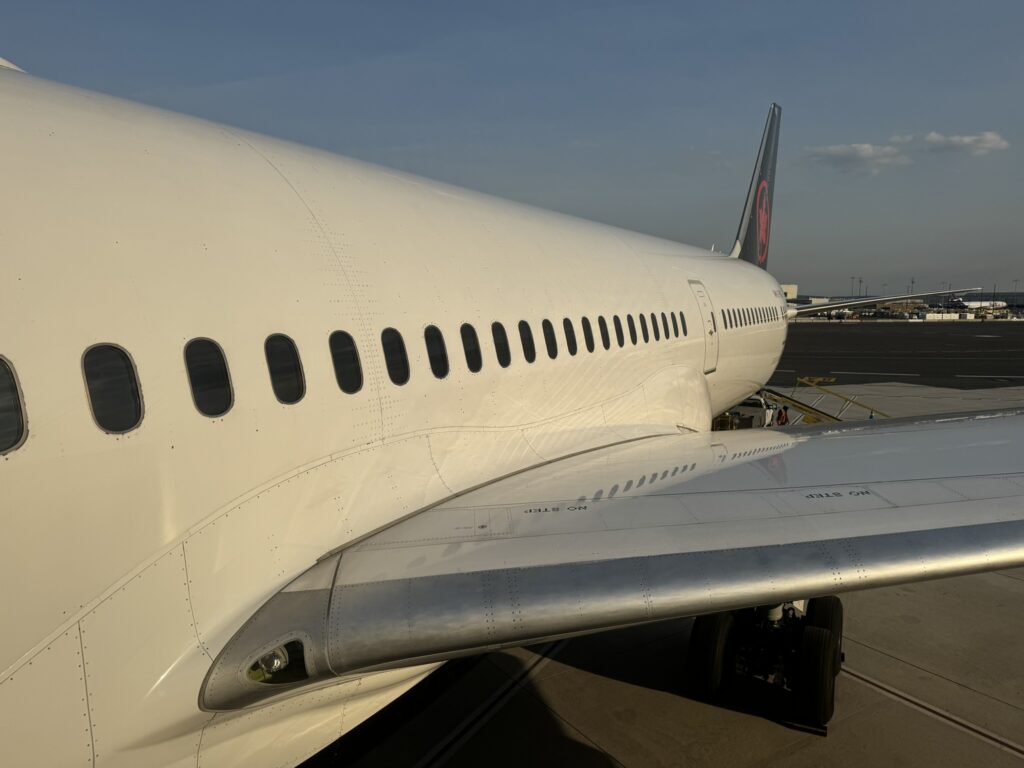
(806, 143, 910, 175)
(808, 129, 1010, 174)
(923, 131, 1009, 155)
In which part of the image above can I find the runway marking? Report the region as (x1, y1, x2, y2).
(842, 667, 1024, 758)
(829, 371, 920, 377)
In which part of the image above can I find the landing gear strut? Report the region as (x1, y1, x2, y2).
(685, 596, 844, 728)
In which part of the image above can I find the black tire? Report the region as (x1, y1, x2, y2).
(796, 625, 836, 726)
(806, 596, 844, 675)
(686, 612, 735, 701)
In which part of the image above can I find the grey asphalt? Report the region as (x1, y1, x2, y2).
(769, 321, 1024, 389)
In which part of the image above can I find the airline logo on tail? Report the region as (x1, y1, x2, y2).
(729, 103, 780, 270)
(756, 179, 771, 266)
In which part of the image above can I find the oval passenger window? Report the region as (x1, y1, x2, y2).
(581, 317, 595, 352)
(542, 319, 558, 359)
(329, 331, 363, 394)
(84, 344, 143, 432)
(424, 325, 449, 379)
(563, 318, 578, 356)
(492, 322, 512, 368)
(461, 324, 483, 373)
(185, 338, 233, 417)
(265, 334, 305, 404)
(519, 321, 536, 363)
(381, 328, 410, 385)
(0, 358, 26, 452)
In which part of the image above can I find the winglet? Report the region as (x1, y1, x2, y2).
(730, 103, 782, 269)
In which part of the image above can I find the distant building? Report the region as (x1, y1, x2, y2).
(779, 283, 798, 300)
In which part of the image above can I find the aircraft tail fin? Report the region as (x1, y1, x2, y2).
(729, 103, 781, 269)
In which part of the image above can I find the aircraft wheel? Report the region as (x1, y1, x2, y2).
(686, 612, 736, 701)
(796, 626, 836, 726)
(806, 596, 844, 675)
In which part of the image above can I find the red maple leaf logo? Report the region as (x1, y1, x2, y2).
(755, 179, 771, 266)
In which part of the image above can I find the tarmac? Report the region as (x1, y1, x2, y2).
(770, 320, 1024, 390)
(306, 322, 1024, 767)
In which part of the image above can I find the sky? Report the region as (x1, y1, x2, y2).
(3, 1, 1022, 295)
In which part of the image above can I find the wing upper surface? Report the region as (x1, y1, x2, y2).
(202, 410, 1024, 710)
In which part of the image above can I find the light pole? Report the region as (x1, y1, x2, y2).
(850, 276, 855, 296)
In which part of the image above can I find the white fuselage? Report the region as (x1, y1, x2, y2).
(0, 70, 788, 766)
(959, 300, 1007, 310)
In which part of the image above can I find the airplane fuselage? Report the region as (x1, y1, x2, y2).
(0, 71, 788, 765)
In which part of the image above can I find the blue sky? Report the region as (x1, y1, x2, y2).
(3, 1, 1022, 294)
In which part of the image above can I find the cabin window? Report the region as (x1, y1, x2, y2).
(627, 315, 638, 345)
(613, 316, 625, 347)
(461, 323, 483, 372)
(329, 331, 363, 394)
(519, 320, 537, 363)
(722, 310, 729, 330)
(563, 318, 578, 356)
(264, 334, 305, 404)
(661, 312, 670, 339)
(424, 325, 449, 379)
(492, 322, 512, 368)
(542, 319, 558, 359)
(679, 311, 688, 336)
(598, 316, 611, 350)
(0, 358, 26, 453)
(185, 338, 232, 417)
(581, 317, 595, 352)
(638, 313, 649, 343)
(671, 312, 679, 337)
(650, 313, 660, 341)
(381, 328, 410, 385)
(83, 344, 143, 432)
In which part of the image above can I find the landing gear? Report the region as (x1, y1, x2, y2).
(686, 611, 736, 701)
(684, 597, 844, 728)
(795, 625, 836, 725)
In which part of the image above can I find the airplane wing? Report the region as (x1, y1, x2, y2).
(201, 409, 1024, 710)
(791, 286, 981, 316)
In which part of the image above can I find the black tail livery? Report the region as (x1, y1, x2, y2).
(730, 103, 781, 269)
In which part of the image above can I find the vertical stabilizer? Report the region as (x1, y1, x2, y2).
(729, 104, 781, 269)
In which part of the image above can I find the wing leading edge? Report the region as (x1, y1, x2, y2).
(791, 286, 981, 316)
(201, 410, 1024, 710)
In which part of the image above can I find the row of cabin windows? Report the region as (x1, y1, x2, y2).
(0, 309, 689, 450)
(722, 304, 780, 331)
(411, 312, 688, 383)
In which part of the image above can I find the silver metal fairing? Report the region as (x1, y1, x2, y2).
(199, 519, 1024, 711)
